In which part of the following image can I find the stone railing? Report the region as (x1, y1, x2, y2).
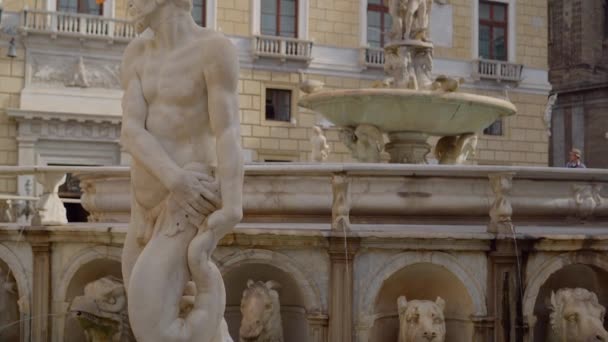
(1, 164, 607, 233)
(68, 164, 608, 235)
(472, 59, 524, 83)
(20, 9, 136, 42)
(361, 47, 385, 69)
(252, 35, 313, 63)
(0, 166, 125, 225)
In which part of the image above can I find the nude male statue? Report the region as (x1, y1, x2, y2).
(120, 0, 243, 341)
(386, 0, 433, 41)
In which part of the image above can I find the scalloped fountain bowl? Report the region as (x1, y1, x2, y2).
(299, 88, 517, 164)
(298, 88, 517, 136)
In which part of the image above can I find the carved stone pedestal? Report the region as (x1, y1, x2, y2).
(385, 132, 431, 164)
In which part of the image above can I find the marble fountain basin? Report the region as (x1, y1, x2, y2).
(298, 88, 517, 136)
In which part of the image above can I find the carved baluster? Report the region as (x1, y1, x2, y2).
(488, 173, 514, 234)
(572, 184, 603, 220)
(32, 172, 67, 226)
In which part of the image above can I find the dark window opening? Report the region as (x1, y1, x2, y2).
(479, 1, 508, 61)
(193, 0, 206, 27)
(483, 119, 503, 136)
(367, 0, 392, 48)
(265, 88, 292, 122)
(264, 159, 293, 162)
(261, 0, 298, 37)
(58, 0, 103, 15)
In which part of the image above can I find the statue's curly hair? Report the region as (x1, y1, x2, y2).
(550, 288, 605, 334)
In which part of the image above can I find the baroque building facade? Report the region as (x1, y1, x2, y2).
(0, 0, 550, 197)
(548, 0, 608, 168)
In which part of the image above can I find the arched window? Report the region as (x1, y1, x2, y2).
(57, 0, 103, 15)
(367, 0, 391, 47)
(192, 0, 206, 27)
(261, 0, 298, 38)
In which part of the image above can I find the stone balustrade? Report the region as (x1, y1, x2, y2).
(472, 58, 524, 83)
(361, 47, 385, 69)
(20, 9, 136, 42)
(252, 35, 314, 63)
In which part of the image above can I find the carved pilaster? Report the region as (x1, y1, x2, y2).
(307, 313, 329, 342)
(29, 238, 51, 342)
(488, 173, 514, 234)
(472, 315, 494, 342)
(332, 173, 351, 231)
(327, 236, 360, 342)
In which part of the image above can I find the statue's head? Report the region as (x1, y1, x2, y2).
(128, 0, 193, 34)
(239, 280, 282, 341)
(397, 296, 446, 342)
(549, 288, 608, 342)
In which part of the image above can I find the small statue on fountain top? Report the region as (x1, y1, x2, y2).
(386, 0, 434, 42)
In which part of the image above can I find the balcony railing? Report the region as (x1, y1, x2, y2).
(361, 47, 385, 69)
(252, 35, 313, 63)
(20, 9, 136, 42)
(472, 59, 524, 83)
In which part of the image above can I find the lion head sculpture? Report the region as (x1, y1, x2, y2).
(548, 288, 608, 342)
(239, 280, 283, 342)
(397, 296, 446, 342)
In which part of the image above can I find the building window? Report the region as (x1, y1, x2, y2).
(261, 0, 298, 37)
(265, 88, 292, 122)
(483, 119, 503, 136)
(367, 0, 392, 48)
(192, 0, 206, 27)
(57, 0, 103, 15)
(479, 1, 508, 60)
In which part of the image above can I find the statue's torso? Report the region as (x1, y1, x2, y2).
(130, 29, 221, 208)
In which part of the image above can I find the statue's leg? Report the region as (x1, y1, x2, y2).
(121, 195, 146, 290)
(404, 1, 420, 39)
(127, 206, 197, 342)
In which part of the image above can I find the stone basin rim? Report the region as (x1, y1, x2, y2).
(298, 88, 518, 115)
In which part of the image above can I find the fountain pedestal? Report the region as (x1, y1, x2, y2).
(385, 132, 431, 164)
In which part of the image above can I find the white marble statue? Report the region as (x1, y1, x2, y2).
(239, 280, 283, 342)
(70, 276, 135, 342)
(0, 268, 19, 341)
(397, 296, 446, 342)
(548, 288, 608, 342)
(386, 0, 433, 41)
(120, 0, 243, 341)
(543, 94, 558, 137)
(310, 126, 330, 162)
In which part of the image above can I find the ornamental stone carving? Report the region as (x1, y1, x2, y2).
(339, 125, 385, 163)
(573, 184, 603, 219)
(488, 173, 514, 234)
(30, 53, 121, 89)
(69, 276, 135, 342)
(332, 174, 351, 231)
(397, 296, 446, 342)
(310, 126, 330, 162)
(434, 133, 478, 165)
(548, 288, 608, 342)
(239, 280, 283, 342)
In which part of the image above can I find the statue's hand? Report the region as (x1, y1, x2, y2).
(169, 169, 221, 226)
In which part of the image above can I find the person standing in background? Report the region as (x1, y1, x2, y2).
(566, 148, 586, 168)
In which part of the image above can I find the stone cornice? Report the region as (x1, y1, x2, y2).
(7, 108, 121, 125)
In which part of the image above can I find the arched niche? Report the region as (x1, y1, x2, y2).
(370, 263, 475, 342)
(356, 252, 485, 342)
(525, 253, 608, 341)
(0, 259, 21, 341)
(223, 264, 308, 342)
(59, 250, 122, 342)
(0, 243, 31, 342)
(218, 249, 326, 342)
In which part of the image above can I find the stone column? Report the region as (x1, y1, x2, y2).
(327, 236, 359, 342)
(29, 236, 51, 342)
(472, 315, 494, 342)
